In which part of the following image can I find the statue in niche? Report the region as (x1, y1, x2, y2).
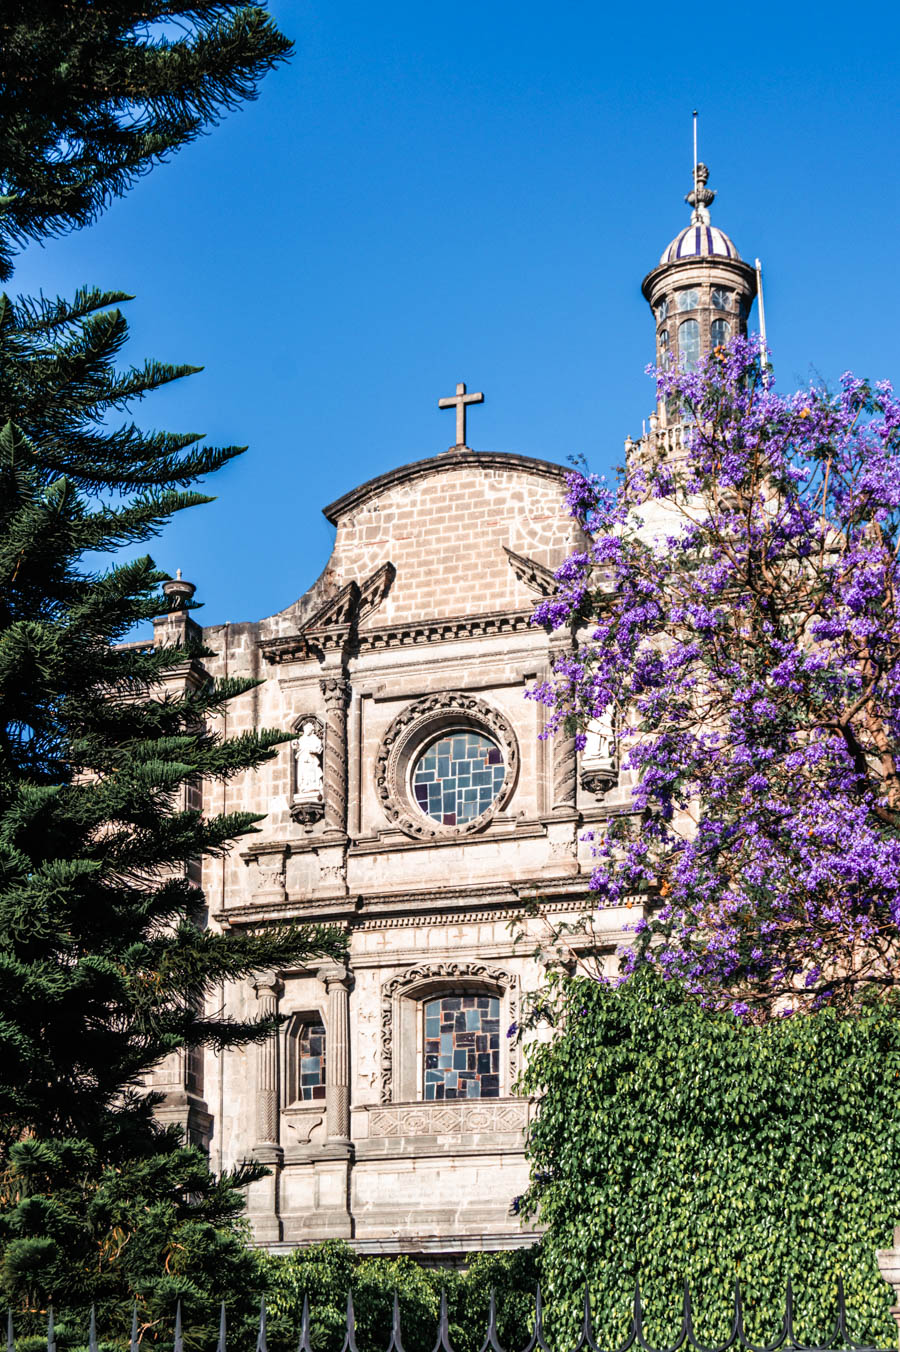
(581, 706, 618, 796)
(293, 721, 324, 802)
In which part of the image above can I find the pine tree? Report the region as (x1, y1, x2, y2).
(0, 286, 344, 1333)
(0, 4, 292, 277)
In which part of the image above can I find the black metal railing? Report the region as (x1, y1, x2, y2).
(7, 1280, 898, 1352)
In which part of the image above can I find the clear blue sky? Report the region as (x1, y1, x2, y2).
(12, 0, 900, 628)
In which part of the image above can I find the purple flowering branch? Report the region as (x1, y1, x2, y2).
(530, 337, 900, 1018)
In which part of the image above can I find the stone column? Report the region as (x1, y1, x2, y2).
(549, 638, 577, 812)
(319, 962, 352, 1143)
(249, 973, 283, 1242)
(253, 973, 283, 1146)
(320, 675, 351, 835)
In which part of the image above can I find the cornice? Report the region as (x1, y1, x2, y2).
(323, 449, 568, 525)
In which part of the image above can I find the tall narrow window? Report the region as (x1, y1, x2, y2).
(679, 318, 701, 369)
(423, 995, 500, 1099)
(658, 328, 670, 368)
(298, 1021, 326, 1101)
(710, 318, 731, 349)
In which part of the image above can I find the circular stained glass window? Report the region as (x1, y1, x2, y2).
(412, 730, 505, 827)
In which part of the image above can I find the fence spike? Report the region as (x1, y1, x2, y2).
(6, 1309, 12, 1352)
(173, 1301, 183, 1352)
(46, 1305, 55, 1352)
(387, 1292, 406, 1352)
(784, 1278, 796, 1348)
(682, 1281, 696, 1349)
(217, 1302, 226, 1352)
(130, 1303, 139, 1352)
(580, 1284, 599, 1352)
(835, 1275, 850, 1343)
(89, 1306, 98, 1352)
(477, 1288, 503, 1352)
(298, 1295, 312, 1352)
(430, 1288, 455, 1352)
(342, 1291, 359, 1352)
(257, 1296, 268, 1352)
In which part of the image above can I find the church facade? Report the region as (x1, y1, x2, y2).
(148, 162, 757, 1258)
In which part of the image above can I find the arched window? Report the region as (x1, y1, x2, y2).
(678, 318, 700, 369)
(658, 328, 670, 368)
(710, 318, 731, 349)
(284, 1014, 326, 1105)
(656, 298, 669, 320)
(423, 994, 500, 1100)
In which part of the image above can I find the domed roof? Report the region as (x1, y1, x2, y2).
(657, 161, 742, 266)
(660, 223, 741, 265)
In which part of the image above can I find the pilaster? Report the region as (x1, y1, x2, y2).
(248, 972, 284, 1243)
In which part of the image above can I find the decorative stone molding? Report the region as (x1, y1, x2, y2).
(375, 692, 519, 840)
(259, 563, 395, 665)
(290, 714, 325, 825)
(502, 545, 557, 597)
(380, 961, 519, 1103)
(319, 962, 353, 1140)
(260, 610, 538, 664)
(242, 841, 288, 901)
(367, 1100, 528, 1138)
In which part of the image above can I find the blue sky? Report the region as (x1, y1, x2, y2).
(12, 0, 900, 628)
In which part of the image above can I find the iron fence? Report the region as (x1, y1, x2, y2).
(7, 1281, 898, 1352)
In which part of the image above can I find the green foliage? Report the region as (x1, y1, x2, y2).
(260, 1241, 540, 1352)
(518, 971, 900, 1349)
(0, 4, 292, 277)
(0, 286, 343, 1330)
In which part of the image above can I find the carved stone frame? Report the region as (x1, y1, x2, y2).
(289, 713, 325, 825)
(380, 961, 519, 1103)
(375, 692, 519, 839)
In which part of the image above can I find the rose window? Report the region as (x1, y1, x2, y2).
(411, 731, 504, 827)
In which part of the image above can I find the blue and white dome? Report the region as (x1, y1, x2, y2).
(660, 223, 741, 265)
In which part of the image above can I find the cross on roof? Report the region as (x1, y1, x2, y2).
(438, 381, 484, 450)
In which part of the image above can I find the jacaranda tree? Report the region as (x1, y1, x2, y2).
(533, 338, 900, 1017)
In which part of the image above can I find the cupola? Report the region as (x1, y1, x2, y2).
(641, 161, 757, 421)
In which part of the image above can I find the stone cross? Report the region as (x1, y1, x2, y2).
(439, 381, 484, 449)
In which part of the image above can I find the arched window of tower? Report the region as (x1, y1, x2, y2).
(711, 317, 731, 349)
(679, 318, 700, 369)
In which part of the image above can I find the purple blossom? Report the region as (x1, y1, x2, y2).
(531, 337, 900, 1018)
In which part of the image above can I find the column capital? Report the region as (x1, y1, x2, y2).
(320, 674, 351, 706)
(317, 960, 352, 990)
(253, 971, 284, 1000)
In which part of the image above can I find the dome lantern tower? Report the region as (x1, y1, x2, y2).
(640, 161, 757, 428)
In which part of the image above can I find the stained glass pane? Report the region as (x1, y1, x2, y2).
(298, 1021, 326, 1101)
(423, 995, 501, 1099)
(412, 732, 504, 826)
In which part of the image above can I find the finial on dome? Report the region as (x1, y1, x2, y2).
(686, 163, 716, 225)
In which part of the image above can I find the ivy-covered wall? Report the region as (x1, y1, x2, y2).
(519, 972, 900, 1347)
